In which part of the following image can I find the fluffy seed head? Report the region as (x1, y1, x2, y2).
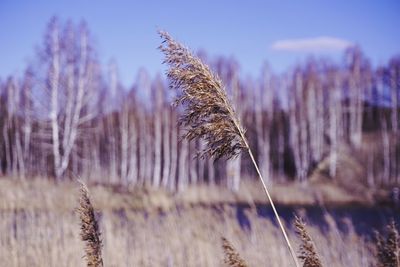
(77, 181, 103, 267)
(221, 236, 249, 267)
(294, 216, 323, 267)
(375, 219, 400, 267)
(159, 31, 246, 159)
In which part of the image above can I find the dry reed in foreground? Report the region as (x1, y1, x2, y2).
(294, 216, 323, 267)
(77, 181, 104, 267)
(375, 219, 400, 267)
(159, 30, 300, 267)
(221, 236, 249, 267)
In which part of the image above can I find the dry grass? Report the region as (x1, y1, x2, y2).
(0, 178, 390, 267)
(294, 216, 323, 267)
(77, 181, 103, 267)
(0, 178, 373, 213)
(0, 178, 174, 212)
(0, 203, 376, 267)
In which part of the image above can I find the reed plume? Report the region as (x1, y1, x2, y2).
(221, 236, 249, 267)
(294, 216, 323, 267)
(77, 181, 104, 267)
(375, 219, 400, 267)
(158, 31, 246, 159)
(159, 30, 300, 267)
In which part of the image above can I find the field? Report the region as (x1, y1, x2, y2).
(1, 7, 399, 267)
(1, 178, 397, 267)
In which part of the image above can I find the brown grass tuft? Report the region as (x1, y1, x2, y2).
(77, 181, 104, 267)
(375, 219, 400, 267)
(158, 30, 246, 160)
(221, 236, 249, 267)
(294, 216, 323, 267)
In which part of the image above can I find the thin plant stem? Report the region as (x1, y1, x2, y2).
(228, 97, 300, 267)
(238, 126, 300, 267)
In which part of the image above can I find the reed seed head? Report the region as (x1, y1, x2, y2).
(159, 31, 246, 159)
(375, 219, 400, 267)
(221, 236, 249, 267)
(77, 181, 103, 267)
(294, 216, 323, 267)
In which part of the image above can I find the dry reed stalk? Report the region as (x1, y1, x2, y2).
(221, 236, 249, 267)
(294, 216, 323, 267)
(159, 30, 300, 267)
(375, 220, 400, 267)
(77, 181, 104, 267)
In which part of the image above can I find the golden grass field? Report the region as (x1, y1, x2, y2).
(0, 178, 390, 267)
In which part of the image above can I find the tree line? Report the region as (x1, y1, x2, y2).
(0, 17, 399, 191)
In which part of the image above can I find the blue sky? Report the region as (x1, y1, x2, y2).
(0, 0, 399, 86)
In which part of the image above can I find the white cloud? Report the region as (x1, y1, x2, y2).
(271, 37, 353, 52)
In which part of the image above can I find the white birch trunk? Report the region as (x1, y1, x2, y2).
(120, 106, 129, 183)
(22, 71, 33, 175)
(328, 87, 339, 178)
(178, 130, 189, 192)
(127, 113, 138, 185)
(138, 109, 147, 185)
(49, 22, 62, 180)
(169, 115, 178, 191)
(152, 81, 163, 187)
(161, 108, 171, 188)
